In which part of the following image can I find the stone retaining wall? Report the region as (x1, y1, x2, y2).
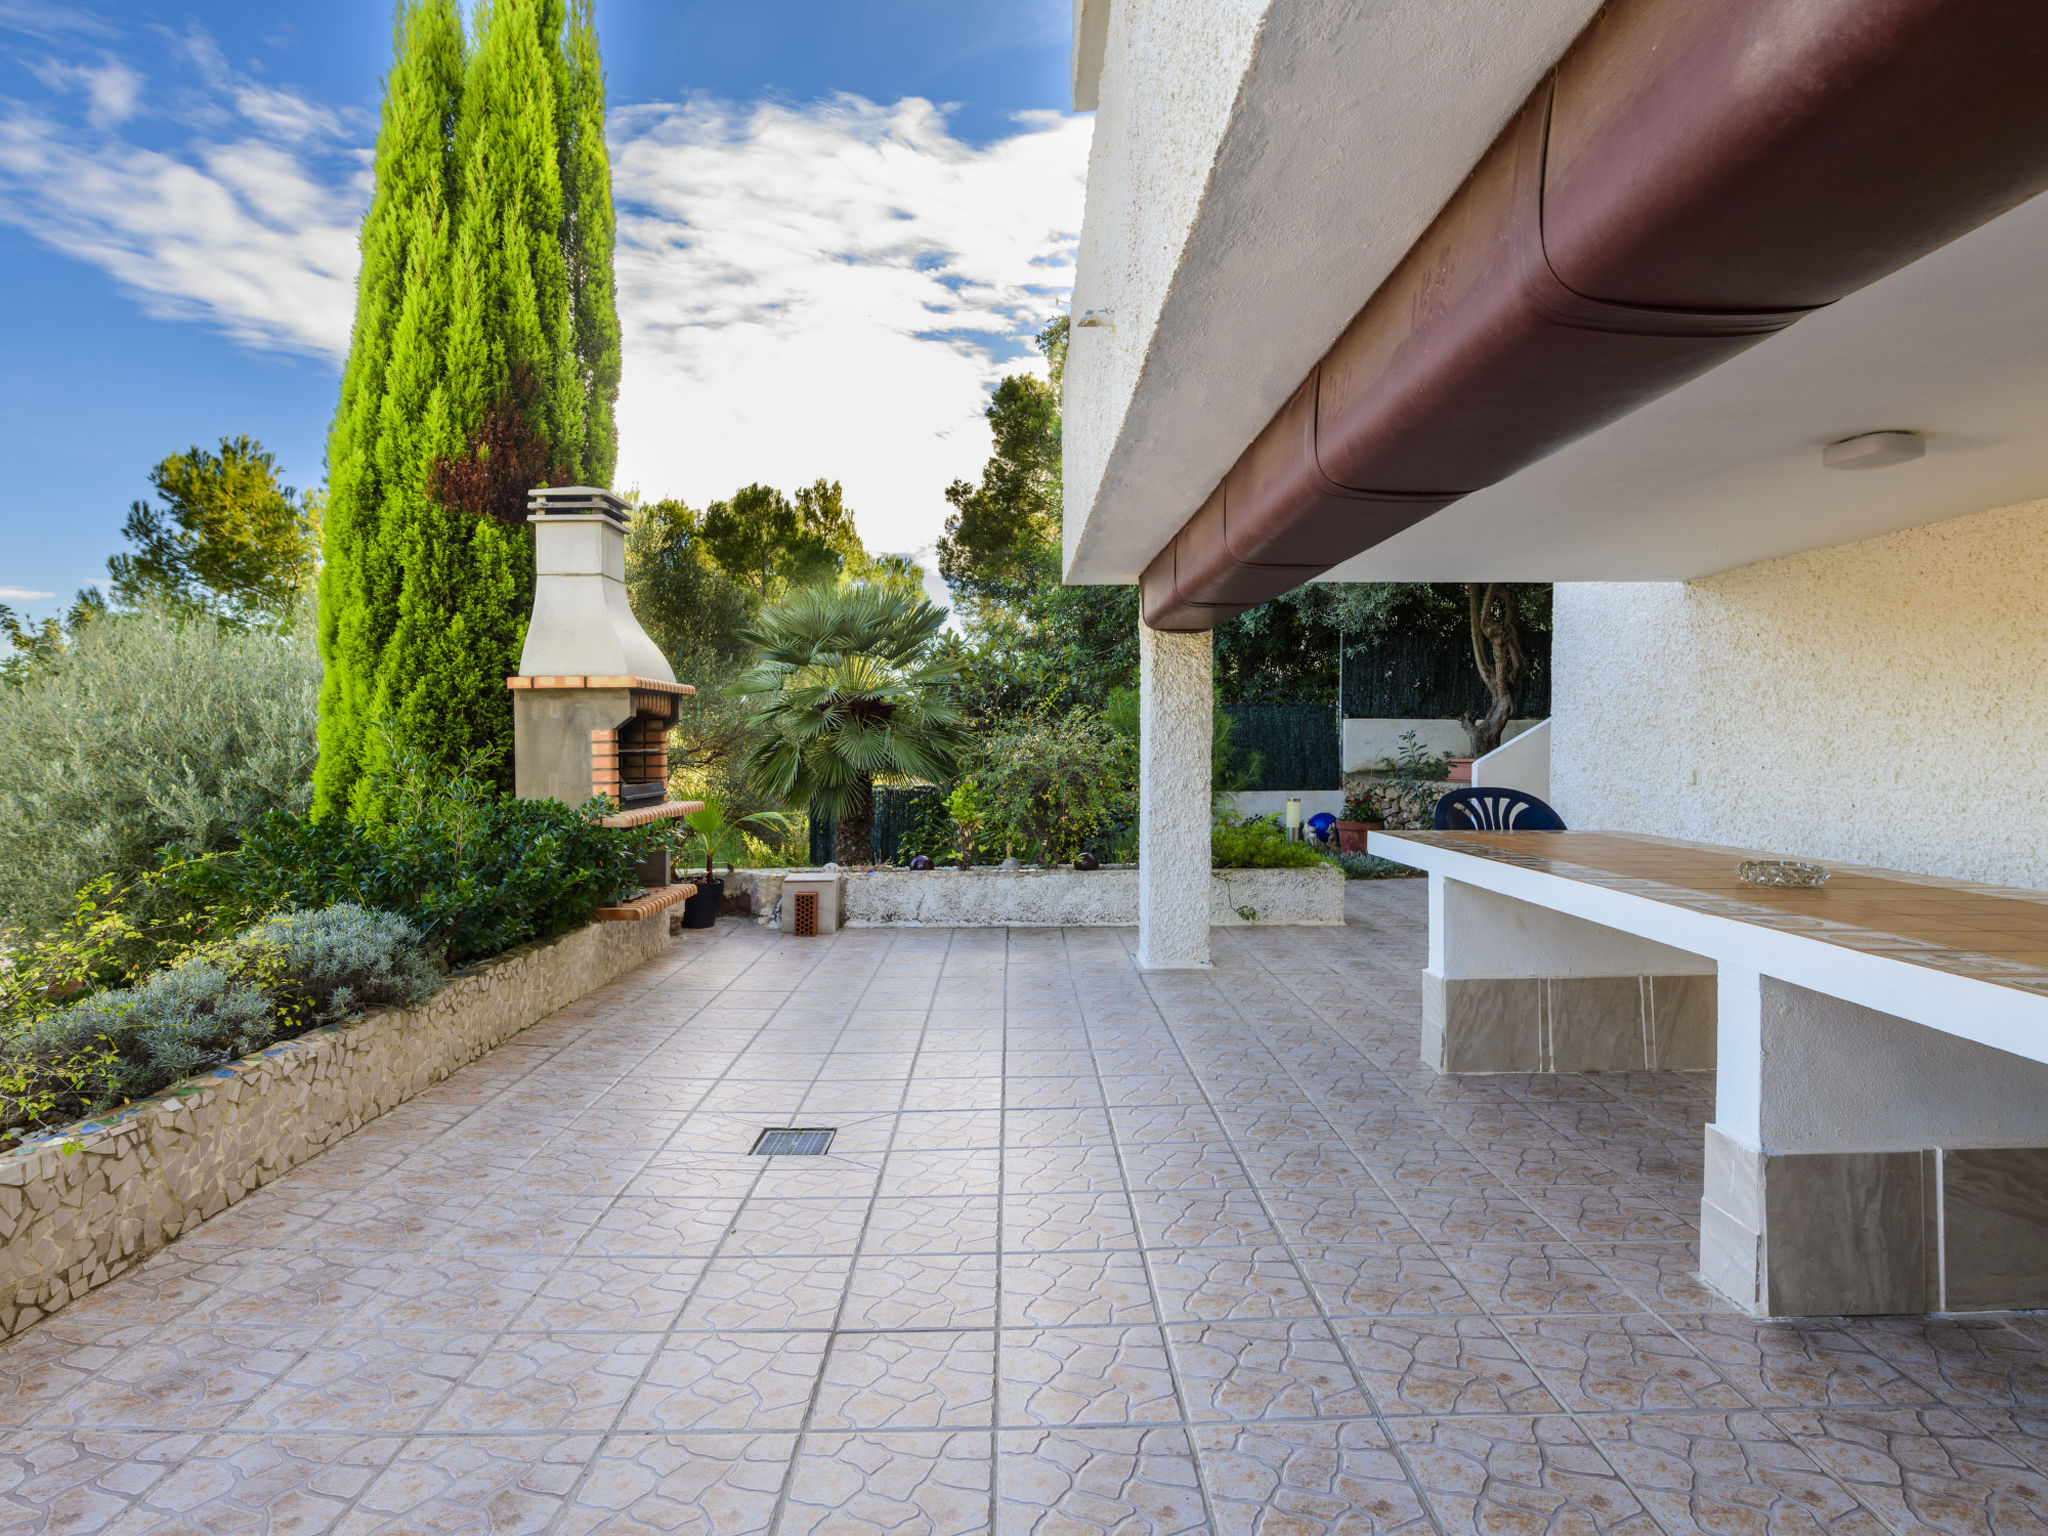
(1342, 776, 1459, 830)
(0, 910, 672, 1340)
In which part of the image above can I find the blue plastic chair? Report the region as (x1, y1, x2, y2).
(1432, 786, 1567, 832)
(1307, 812, 1337, 845)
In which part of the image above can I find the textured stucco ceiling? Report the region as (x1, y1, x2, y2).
(1318, 185, 2048, 582)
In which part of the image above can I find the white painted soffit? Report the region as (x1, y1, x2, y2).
(1072, 0, 1111, 112)
(1062, 0, 1606, 585)
(1318, 185, 2048, 584)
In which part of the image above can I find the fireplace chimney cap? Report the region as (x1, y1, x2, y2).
(528, 485, 628, 522)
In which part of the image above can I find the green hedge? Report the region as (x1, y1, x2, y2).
(808, 785, 946, 866)
(1220, 704, 1339, 791)
(1340, 626, 1551, 719)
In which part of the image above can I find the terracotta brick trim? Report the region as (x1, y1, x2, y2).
(598, 799, 703, 829)
(505, 675, 696, 695)
(594, 882, 699, 922)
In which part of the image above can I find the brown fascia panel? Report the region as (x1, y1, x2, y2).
(1140, 0, 2048, 630)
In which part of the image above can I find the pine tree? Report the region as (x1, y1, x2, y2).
(109, 435, 321, 626)
(316, 0, 620, 818)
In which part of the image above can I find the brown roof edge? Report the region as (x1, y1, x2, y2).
(1139, 0, 2048, 630)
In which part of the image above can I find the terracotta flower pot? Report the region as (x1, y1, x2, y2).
(1447, 757, 1475, 784)
(1334, 819, 1384, 854)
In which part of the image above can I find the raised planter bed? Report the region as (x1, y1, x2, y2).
(0, 907, 674, 1341)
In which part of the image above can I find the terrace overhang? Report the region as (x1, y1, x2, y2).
(1064, 0, 2048, 630)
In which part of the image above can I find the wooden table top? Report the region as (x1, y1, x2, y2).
(1377, 830, 2048, 997)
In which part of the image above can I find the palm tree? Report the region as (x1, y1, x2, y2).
(730, 584, 970, 865)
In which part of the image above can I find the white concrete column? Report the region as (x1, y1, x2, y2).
(1136, 622, 1212, 970)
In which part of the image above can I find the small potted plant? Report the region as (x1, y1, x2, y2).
(678, 798, 791, 929)
(1368, 730, 1458, 827)
(1333, 789, 1383, 854)
(945, 779, 983, 870)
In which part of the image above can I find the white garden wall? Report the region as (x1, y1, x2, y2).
(840, 865, 1344, 929)
(1552, 496, 2048, 890)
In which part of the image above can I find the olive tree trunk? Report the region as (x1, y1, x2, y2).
(1458, 582, 1526, 758)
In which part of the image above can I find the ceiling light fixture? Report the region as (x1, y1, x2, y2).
(1822, 431, 1925, 470)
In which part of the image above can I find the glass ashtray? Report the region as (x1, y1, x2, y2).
(1737, 859, 1829, 888)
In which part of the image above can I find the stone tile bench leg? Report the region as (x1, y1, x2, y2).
(1421, 875, 1716, 1073)
(1703, 966, 2048, 1316)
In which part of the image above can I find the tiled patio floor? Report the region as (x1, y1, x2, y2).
(6, 884, 2048, 1533)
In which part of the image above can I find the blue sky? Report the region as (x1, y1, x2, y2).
(0, 0, 1086, 621)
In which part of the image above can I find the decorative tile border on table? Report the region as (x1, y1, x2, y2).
(0, 907, 675, 1341)
(1389, 830, 2048, 999)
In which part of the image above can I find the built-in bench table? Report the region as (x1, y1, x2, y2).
(1370, 829, 2048, 1318)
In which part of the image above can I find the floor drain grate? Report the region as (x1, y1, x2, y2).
(752, 1127, 837, 1156)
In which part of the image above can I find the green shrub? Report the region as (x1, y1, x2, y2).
(1104, 686, 1260, 792)
(243, 905, 444, 1026)
(1, 904, 439, 1138)
(975, 711, 1136, 865)
(1327, 849, 1420, 880)
(183, 747, 643, 966)
(1379, 729, 1451, 783)
(0, 602, 321, 941)
(0, 877, 168, 1029)
(1210, 817, 1327, 869)
(889, 785, 968, 867)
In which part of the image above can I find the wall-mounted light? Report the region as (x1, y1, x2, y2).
(1074, 308, 1115, 331)
(1822, 431, 1925, 470)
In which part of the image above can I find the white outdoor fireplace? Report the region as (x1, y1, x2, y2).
(505, 487, 698, 865)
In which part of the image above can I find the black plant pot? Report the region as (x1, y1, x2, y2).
(680, 876, 724, 929)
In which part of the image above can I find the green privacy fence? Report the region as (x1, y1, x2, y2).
(808, 785, 946, 866)
(1220, 703, 1341, 791)
(1339, 626, 1551, 720)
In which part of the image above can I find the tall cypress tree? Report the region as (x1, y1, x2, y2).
(316, 0, 619, 818)
(315, 0, 463, 815)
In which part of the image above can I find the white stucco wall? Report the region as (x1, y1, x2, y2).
(1552, 497, 2048, 890)
(1065, 0, 1269, 570)
(1063, 0, 1604, 582)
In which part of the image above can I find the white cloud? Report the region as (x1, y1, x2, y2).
(28, 57, 141, 128)
(0, 109, 366, 356)
(0, 587, 55, 601)
(0, 35, 367, 360)
(0, 2, 114, 42)
(609, 95, 1089, 554)
(0, 56, 1091, 559)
